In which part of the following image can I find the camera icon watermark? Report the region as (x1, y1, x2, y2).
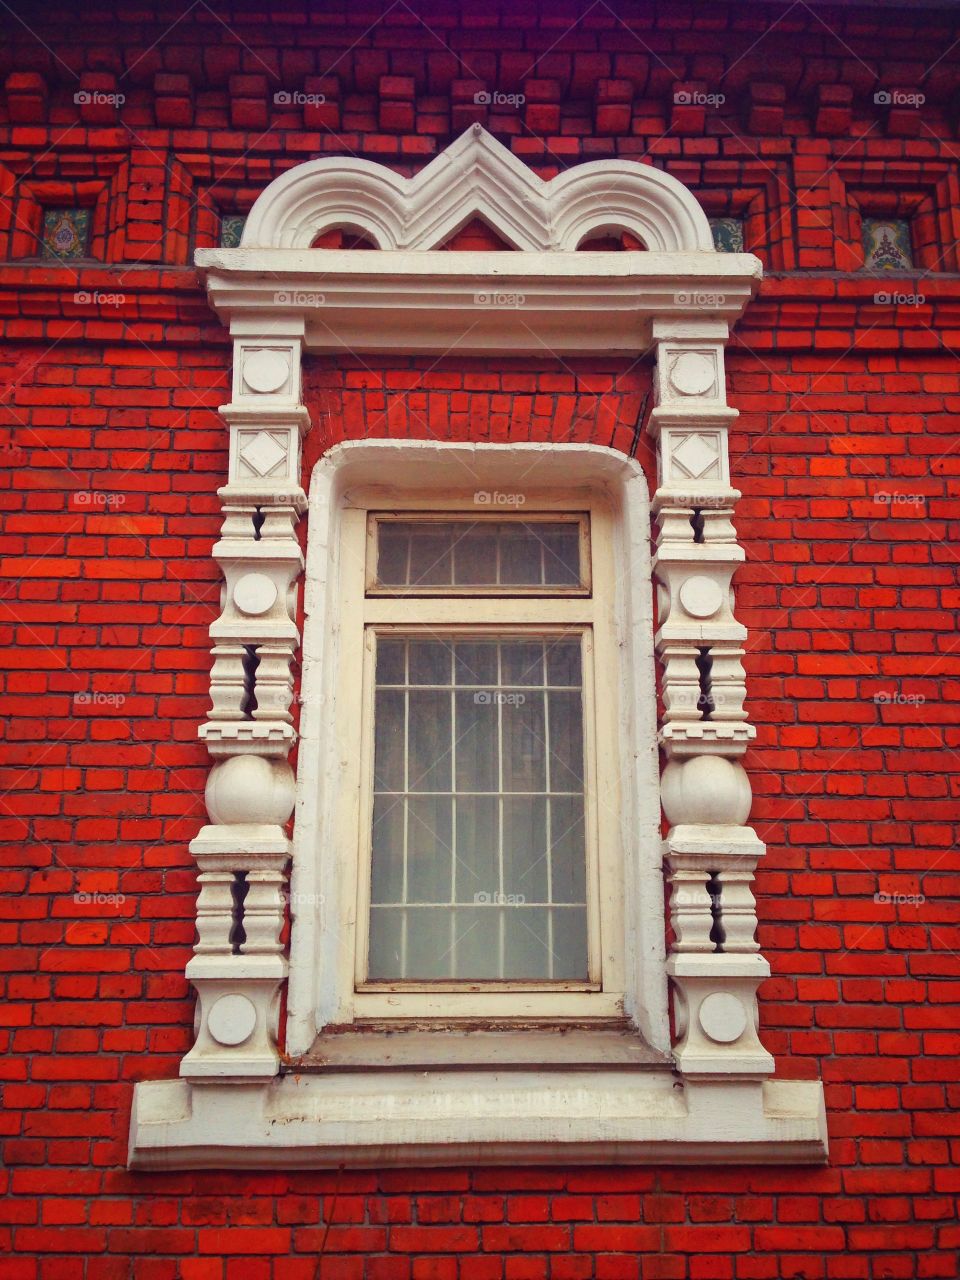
(73, 891, 125, 905)
(672, 887, 722, 908)
(273, 290, 325, 306)
(74, 90, 125, 107)
(473, 90, 526, 107)
(71, 491, 126, 509)
(873, 492, 924, 508)
(274, 90, 327, 106)
(474, 490, 525, 507)
(73, 290, 126, 308)
(474, 890, 526, 905)
(74, 692, 126, 708)
(474, 691, 526, 707)
(674, 90, 725, 107)
(474, 291, 526, 308)
(874, 90, 925, 107)
(873, 691, 925, 706)
(873, 291, 925, 307)
(675, 290, 727, 307)
(874, 891, 924, 906)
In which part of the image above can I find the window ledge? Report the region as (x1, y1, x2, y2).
(292, 1025, 671, 1073)
(129, 1073, 827, 1169)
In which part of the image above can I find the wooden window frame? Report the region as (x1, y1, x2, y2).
(331, 489, 625, 1025)
(364, 510, 592, 596)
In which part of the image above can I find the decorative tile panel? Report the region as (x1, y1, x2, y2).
(220, 214, 247, 248)
(862, 218, 912, 270)
(42, 207, 91, 260)
(709, 217, 744, 253)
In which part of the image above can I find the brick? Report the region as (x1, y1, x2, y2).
(0, 8, 959, 1280)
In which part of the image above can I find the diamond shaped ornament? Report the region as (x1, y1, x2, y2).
(671, 432, 721, 480)
(238, 430, 288, 478)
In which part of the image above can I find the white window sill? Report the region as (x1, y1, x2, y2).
(129, 1070, 827, 1169)
(294, 1025, 670, 1071)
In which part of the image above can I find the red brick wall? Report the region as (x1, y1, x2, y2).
(1, 2, 959, 1277)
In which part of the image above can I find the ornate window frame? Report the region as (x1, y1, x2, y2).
(129, 126, 826, 1168)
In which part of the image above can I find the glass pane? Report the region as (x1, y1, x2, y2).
(549, 796, 586, 904)
(499, 527, 542, 585)
(503, 906, 552, 977)
(366, 632, 589, 981)
(367, 907, 402, 978)
(408, 689, 451, 791)
(454, 796, 498, 903)
(502, 690, 546, 793)
(408, 639, 451, 685)
(452, 906, 501, 979)
(377, 525, 409, 585)
(547, 690, 584, 790)
(541, 526, 580, 585)
(453, 530, 498, 585)
(454, 640, 498, 687)
(373, 689, 404, 791)
(547, 638, 581, 687)
(376, 638, 406, 685)
(374, 519, 584, 590)
(407, 527, 454, 585)
(503, 795, 547, 901)
(407, 796, 453, 902)
(370, 794, 403, 904)
(501, 639, 543, 686)
(551, 906, 589, 978)
(455, 691, 498, 792)
(404, 907, 450, 978)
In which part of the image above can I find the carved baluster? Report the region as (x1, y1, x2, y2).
(241, 867, 287, 954)
(667, 856, 716, 952)
(193, 867, 236, 954)
(716, 864, 761, 953)
(708, 646, 749, 724)
(660, 643, 705, 724)
(251, 641, 296, 724)
(208, 643, 251, 721)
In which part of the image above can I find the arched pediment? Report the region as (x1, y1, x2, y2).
(240, 125, 714, 253)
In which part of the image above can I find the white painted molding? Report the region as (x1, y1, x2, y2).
(129, 1074, 828, 1169)
(135, 131, 828, 1167)
(195, 249, 761, 356)
(288, 440, 665, 1055)
(238, 125, 714, 253)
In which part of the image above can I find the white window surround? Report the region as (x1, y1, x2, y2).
(128, 126, 827, 1168)
(290, 442, 663, 1047)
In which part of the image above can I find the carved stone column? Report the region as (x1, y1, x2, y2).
(649, 318, 774, 1079)
(180, 318, 308, 1082)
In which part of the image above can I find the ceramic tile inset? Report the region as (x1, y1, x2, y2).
(709, 217, 745, 253)
(862, 218, 913, 270)
(220, 214, 247, 248)
(42, 208, 91, 260)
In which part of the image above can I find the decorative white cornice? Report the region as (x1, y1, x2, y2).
(194, 126, 760, 356)
(194, 249, 761, 355)
(238, 125, 714, 253)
